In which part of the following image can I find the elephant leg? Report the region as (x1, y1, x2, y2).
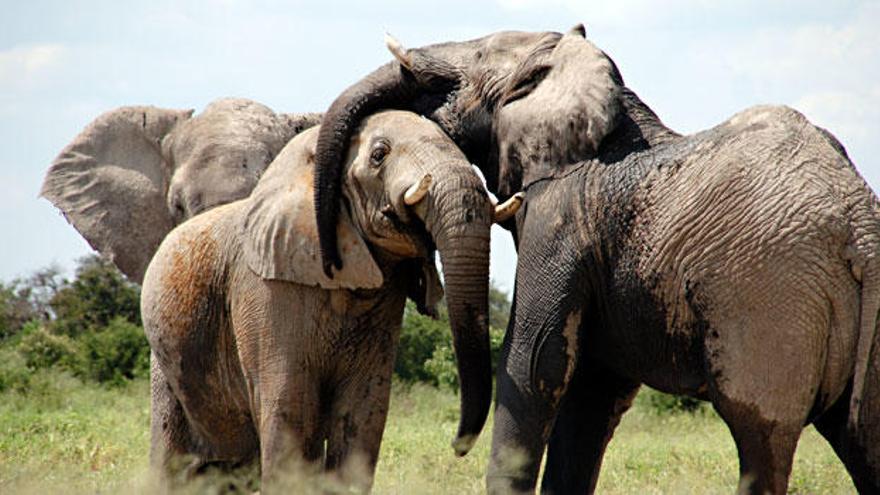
(258, 379, 324, 489)
(714, 406, 801, 495)
(541, 361, 640, 494)
(149, 352, 196, 482)
(487, 302, 583, 493)
(706, 318, 817, 494)
(324, 370, 394, 491)
(813, 381, 880, 492)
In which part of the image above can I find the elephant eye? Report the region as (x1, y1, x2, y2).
(370, 140, 391, 167)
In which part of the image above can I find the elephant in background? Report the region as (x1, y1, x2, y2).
(141, 110, 519, 490)
(313, 27, 880, 493)
(41, 98, 320, 282)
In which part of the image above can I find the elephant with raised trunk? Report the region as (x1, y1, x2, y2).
(141, 110, 520, 490)
(313, 26, 880, 493)
(41, 98, 320, 282)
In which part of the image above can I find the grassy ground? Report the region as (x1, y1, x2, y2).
(0, 374, 855, 493)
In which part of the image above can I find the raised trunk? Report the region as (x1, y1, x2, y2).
(314, 57, 460, 277)
(421, 175, 493, 456)
(315, 62, 410, 276)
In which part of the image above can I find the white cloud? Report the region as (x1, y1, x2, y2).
(0, 44, 67, 87)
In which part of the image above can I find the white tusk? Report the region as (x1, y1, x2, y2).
(494, 192, 525, 222)
(385, 32, 413, 70)
(404, 174, 432, 205)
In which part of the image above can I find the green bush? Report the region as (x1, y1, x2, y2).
(395, 303, 449, 384)
(18, 326, 79, 371)
(424, 326, 505, 390)
(641, 388, 706, 415)
(395, 281, 510, 389)
(79, 317, 150, 386)
(0, 347, 32, 393)
(50, 255, 140, 338)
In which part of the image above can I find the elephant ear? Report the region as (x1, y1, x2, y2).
(41, 106, 193, 283)
(494, 31, 622, 183)
(241, 129, 383, 289)
(407, 255, 445, 319)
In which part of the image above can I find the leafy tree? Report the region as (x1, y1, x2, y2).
(395, 280, 512, 387)
(49, 255, 141, 337)
(488, 281, 511, 332)
(79, 317, 150, 386)
(18, 325, 79, 371)
(395, 303, 449, 383)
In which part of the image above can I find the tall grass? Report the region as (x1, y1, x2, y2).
(0, 376, 855, 493)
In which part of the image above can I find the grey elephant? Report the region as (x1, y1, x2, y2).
(312, 27, 880, 494)
(41, 98, 320, 282)
(141, 110, 520, 490)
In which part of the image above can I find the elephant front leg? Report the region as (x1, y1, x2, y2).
(324, 368, 395, 492)
(487, 301, 583, 494)
(541, 361, 639, 494)
(258, 379, 324, 490)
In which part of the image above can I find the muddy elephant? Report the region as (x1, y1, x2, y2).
(141, 110, 520, 490)
(41, 98, 320, 282)
(311, 27, 880, 494)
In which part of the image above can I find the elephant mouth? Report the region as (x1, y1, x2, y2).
(367, 200, 435, 259)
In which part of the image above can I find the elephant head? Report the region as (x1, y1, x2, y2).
(243, 110, 518, 456)
(41, 98, 320, 282)
(312, 26, 631, 270)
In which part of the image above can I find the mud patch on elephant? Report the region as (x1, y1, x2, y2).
(531, 310, 581, 404)
(160, 226, 220, 341)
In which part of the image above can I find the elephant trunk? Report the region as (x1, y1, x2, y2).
(421, 171, 493, 456)
(315, 56, 461, 277)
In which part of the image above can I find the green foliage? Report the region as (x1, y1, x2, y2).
(396, 281, 510, 389)
(488, 282, 511, 331)
(0, 256, 147, 390)
(50, 255, 140, 338)
(639, 387, 706, 415)
(395, 303, 450, 384)
(18, 326, 79, 371)
(78, 317, 150, 386)
(0, 346, 31, 393)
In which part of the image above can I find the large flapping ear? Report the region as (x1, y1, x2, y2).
(495, 31, 622, 178)
(41, 106, 193, 283)
(241, 129, 383, 289)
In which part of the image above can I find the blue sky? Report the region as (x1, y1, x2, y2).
(2, 1, 878, 292)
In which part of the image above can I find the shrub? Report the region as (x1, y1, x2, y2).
(641, 388, 706, 415)
(18, 326, 79, 371)
(423, 326, 505, 390)
(79, 317, 150, 386)
(50, 255, 140, 338)
(394, 303, 449, 384)
(0, 347, 32, 393)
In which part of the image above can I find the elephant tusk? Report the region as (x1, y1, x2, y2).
(384, 32, 413, 70)
(493, 192, 525, 222)
(403, 174, 432, 205)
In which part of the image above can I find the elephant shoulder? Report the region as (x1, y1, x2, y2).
(142, 201, 242, 314)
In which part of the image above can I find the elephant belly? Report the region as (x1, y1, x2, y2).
(585, 279, 710, 398)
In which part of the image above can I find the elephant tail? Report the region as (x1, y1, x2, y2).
(850, 256, 880, 431)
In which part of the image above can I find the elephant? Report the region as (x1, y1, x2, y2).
(311, 26, 880, 493)
(41, 97, 321, 283)
(140, 110, 521, 490)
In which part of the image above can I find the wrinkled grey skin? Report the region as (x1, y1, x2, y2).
(315, 27, 880, 494)
(141, 111, 493, 491)
(41, 98, 320, 282)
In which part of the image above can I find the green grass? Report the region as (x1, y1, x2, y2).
(0, 376, 856, 493)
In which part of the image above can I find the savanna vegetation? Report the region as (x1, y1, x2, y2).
(0, 257, 854, 493)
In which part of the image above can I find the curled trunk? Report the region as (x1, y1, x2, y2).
(314, 56, 460, 277)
